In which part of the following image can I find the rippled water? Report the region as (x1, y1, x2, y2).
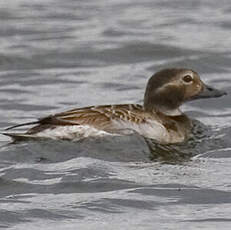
(0, 0, 231, 229)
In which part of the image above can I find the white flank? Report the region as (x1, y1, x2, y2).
(112, 119, 170, 143)
(34, 125, 116, 141)
(31, 119, 172, 142)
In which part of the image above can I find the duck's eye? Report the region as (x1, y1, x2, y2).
(182, 75, 193, 84)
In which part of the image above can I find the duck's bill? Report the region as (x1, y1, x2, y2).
(192, 84, 227, 100)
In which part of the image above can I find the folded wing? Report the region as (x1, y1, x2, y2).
(26, 104, 146, 134)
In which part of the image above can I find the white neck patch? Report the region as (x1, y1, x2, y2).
(159, 107, 182, 116)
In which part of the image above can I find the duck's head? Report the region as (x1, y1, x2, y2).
(144, 68, 227, 116)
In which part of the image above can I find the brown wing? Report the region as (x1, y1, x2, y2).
(27, 104, 146, 134)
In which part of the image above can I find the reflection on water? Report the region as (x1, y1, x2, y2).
(0, 0, 231, 229)
(145, 119, 230, 163)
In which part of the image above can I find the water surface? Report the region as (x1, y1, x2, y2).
(0, 0, 231, 229)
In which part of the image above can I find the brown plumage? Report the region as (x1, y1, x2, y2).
(27, 104, 147, 134)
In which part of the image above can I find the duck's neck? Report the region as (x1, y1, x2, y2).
(144, 81, 184, 117)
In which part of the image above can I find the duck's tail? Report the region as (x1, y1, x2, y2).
(2, 132, 44, 142)
(4, 121, 39, 131)
(3, 121, 40, 141)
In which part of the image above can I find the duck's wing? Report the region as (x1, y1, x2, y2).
(29, 104, 146, 133)
(5, 104, 146, 134)
(55, 104, 145, 123)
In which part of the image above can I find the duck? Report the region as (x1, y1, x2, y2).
(4, 68, 226, 144)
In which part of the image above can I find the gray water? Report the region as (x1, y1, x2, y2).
(0, 0, 231, 229)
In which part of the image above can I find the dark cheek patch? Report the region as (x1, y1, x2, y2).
(153, 85, 184, 109)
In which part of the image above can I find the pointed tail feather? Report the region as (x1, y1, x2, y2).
(5, 121, 39, 131)
(2, 132, 44, 141)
